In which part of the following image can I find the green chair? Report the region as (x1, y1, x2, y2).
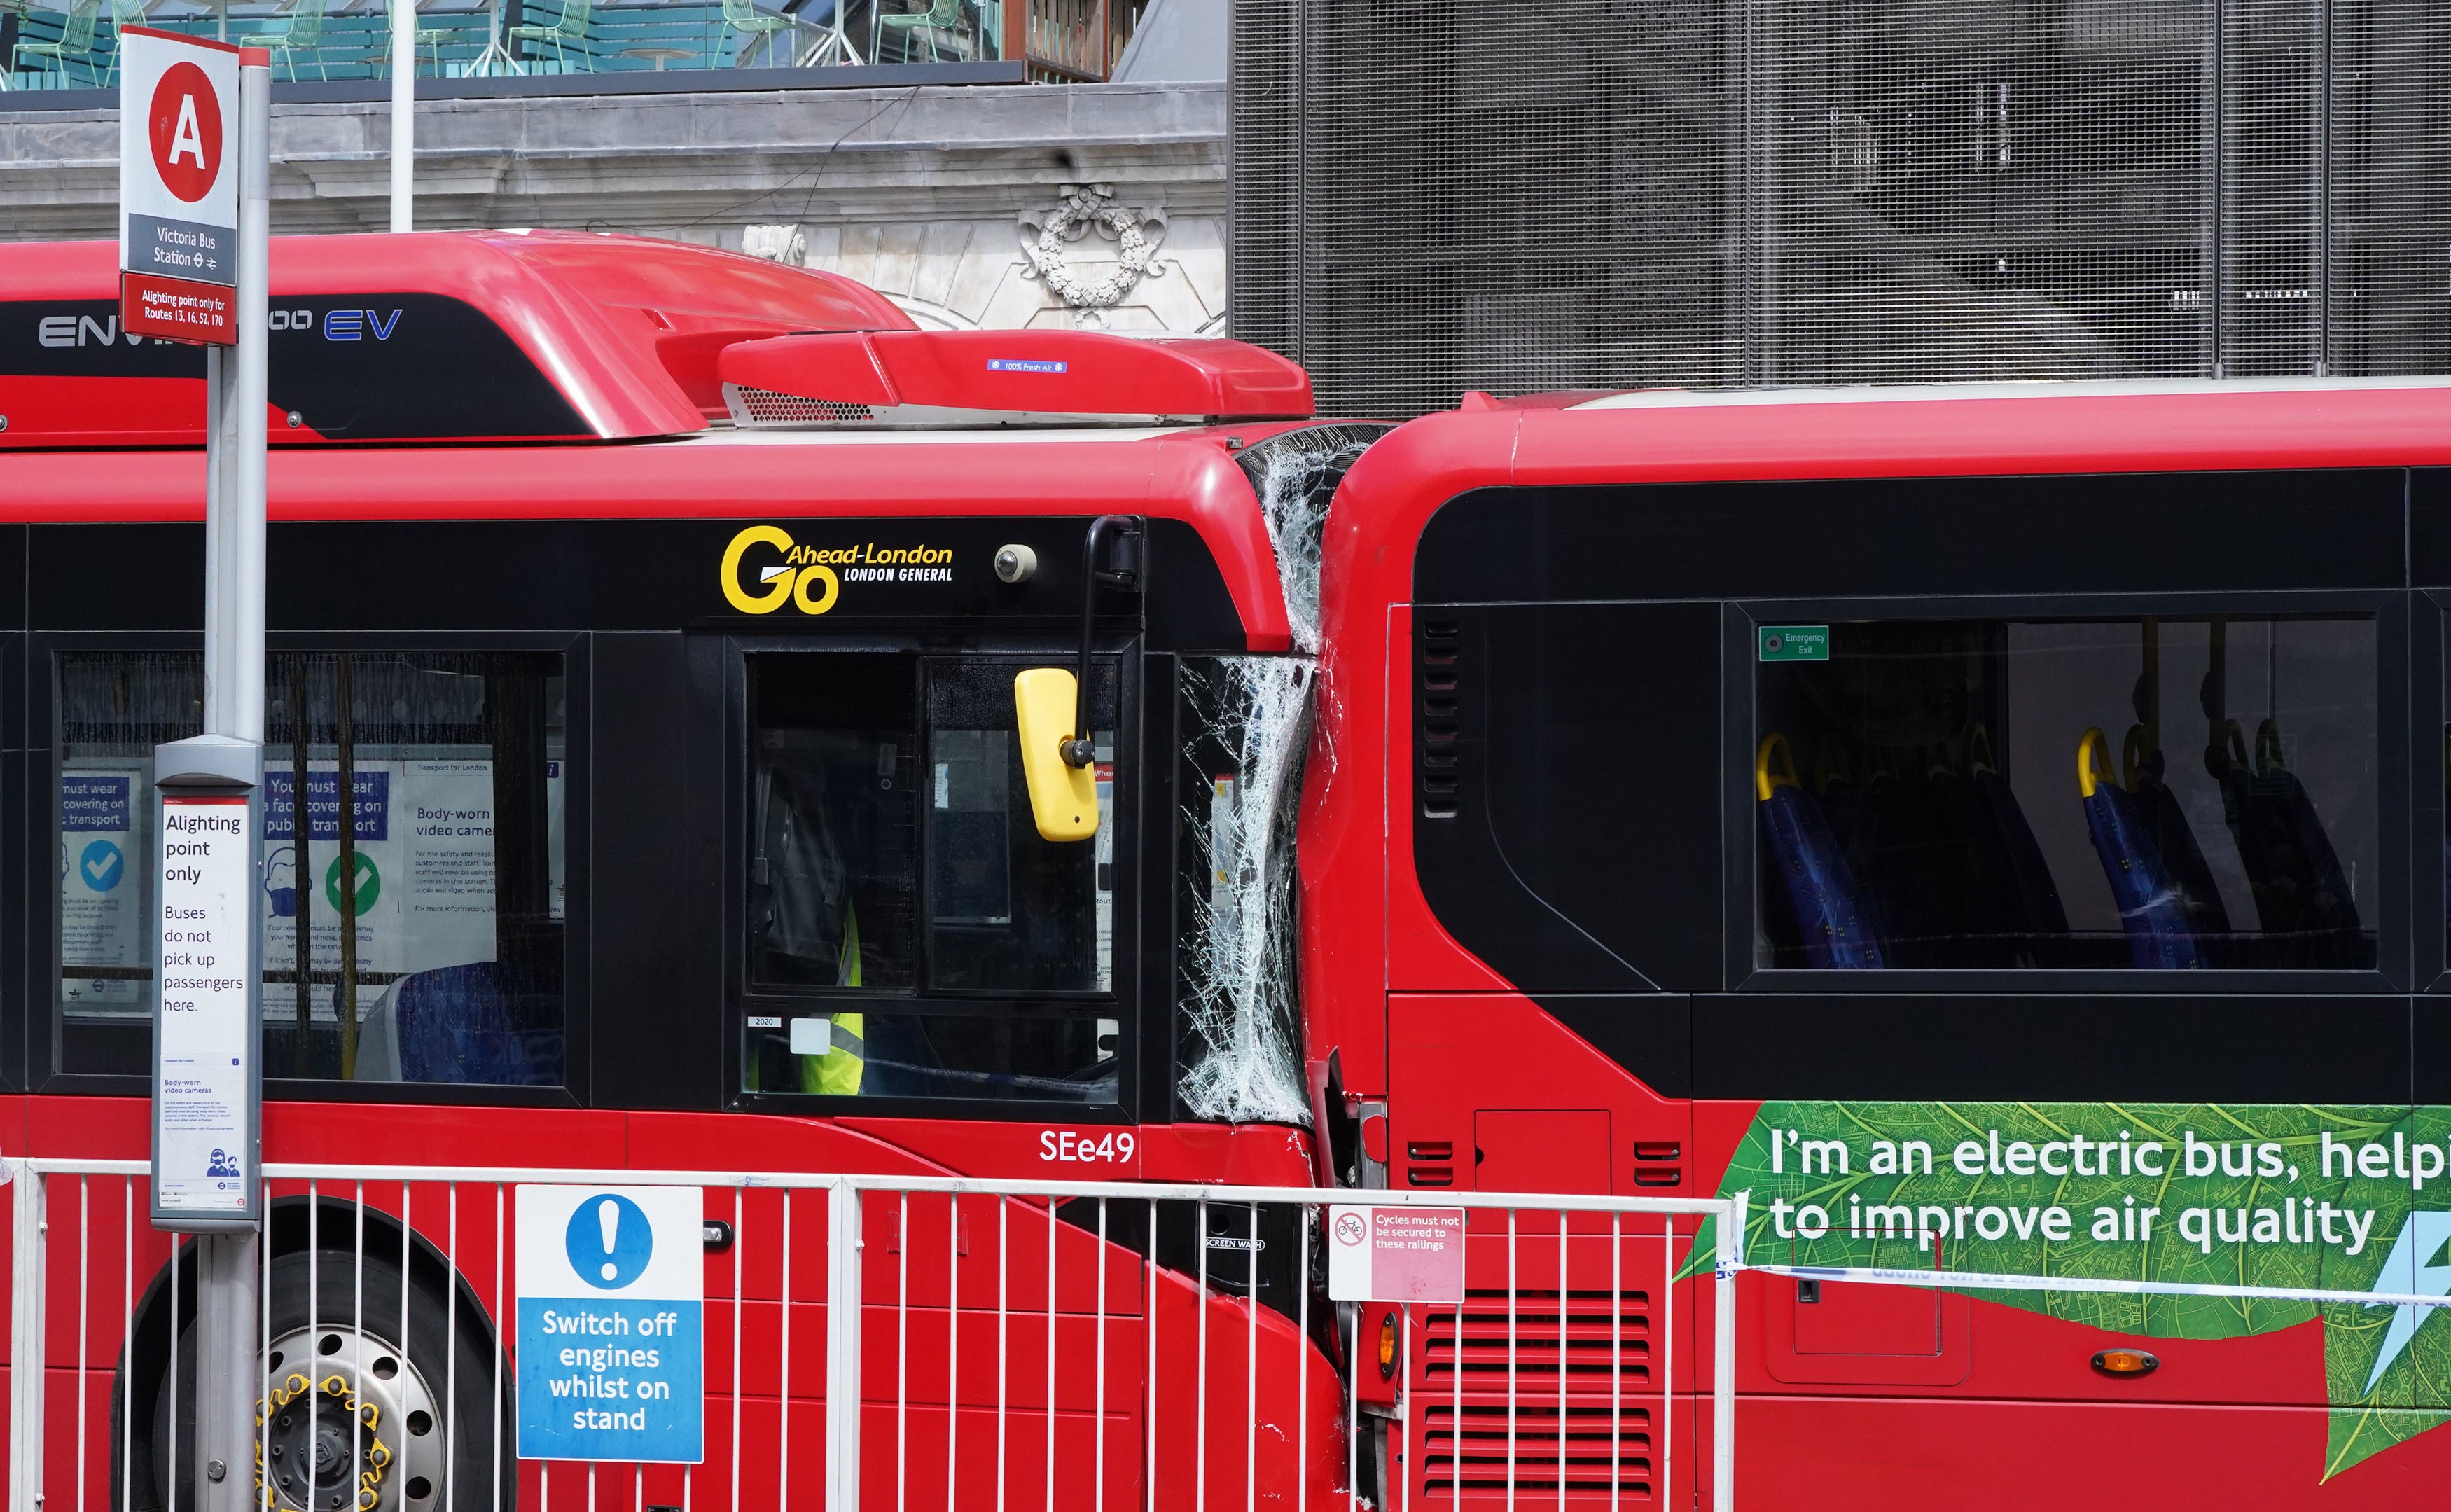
(506, 0, 591, 71)
(13, 0, 106, 88)
(875, 0, 964, 64)
(722, 0, 792, 67)
(97, 0, 147, 87)
(370, 0, 460, 78)
(259, 0, 333, 81)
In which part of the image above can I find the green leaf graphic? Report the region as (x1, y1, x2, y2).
(1689, 1101, 2451, 1480)
(2324, 1406, 2451, 1482)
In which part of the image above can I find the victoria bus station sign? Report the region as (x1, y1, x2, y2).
(1695, 1100, 2451, 1480)
(118, 28, 240, 345)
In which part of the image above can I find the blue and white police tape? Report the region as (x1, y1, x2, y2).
(1716, 1258, 2451, 1311)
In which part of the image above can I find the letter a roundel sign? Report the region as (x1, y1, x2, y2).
(118, 27, 243, 342)
(148, 62, 223, 204)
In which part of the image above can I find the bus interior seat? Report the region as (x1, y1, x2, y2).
(2120, 732, 2234, 962)
(1757, 733, 1885, 968)
(1924, 737, 2067, 967)
(1820, 735, 2062, 969)
(1858, 763, 1961, 965)
(2078, 727, 2203, 969)
(358, 960, 567, 1086)
(1966, 728, 2069, 962)
(2209, 719, 2362, 966)
(1810, 750, 1892, 948)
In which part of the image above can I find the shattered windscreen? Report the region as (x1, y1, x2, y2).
(1172, 424, 1391, 1125)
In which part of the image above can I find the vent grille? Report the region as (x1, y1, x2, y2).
(1422, 1289, 1652, 1386)
(1632, 1140, 1681, 1189)
(1418, 618, 1460, 819)
(1406, 1139, 1455, 1186)
(1231, 0, 2451, 417)
(731, 387, 875, 425)
(1422, 1403, 1655, 1499)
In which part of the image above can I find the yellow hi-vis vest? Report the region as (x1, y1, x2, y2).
(803, 901, 864, 1095)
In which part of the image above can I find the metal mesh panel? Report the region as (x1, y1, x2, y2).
(1229, 0, 1303, 363)
(725, 387, 875, 426)
(1747, 0, 2209, 384)
(1232, 0, 2451, 416)
(2330, 1, 2451, 375)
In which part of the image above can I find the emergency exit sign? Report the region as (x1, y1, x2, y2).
(1758, 625, 1830, 662)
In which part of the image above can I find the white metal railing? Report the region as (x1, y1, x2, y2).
(4, 1158, 1742, 1512)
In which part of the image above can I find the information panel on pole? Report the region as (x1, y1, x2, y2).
(150, 765, 263, 1227)
(118, 27, 242, 345)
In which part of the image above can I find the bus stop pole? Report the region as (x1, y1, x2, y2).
(189, 50, 272, 1512)
(390, 0, 412, 230)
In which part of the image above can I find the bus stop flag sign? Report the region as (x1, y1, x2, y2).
(515, 1185, 706, 1463)
(118, 27, 241, 344)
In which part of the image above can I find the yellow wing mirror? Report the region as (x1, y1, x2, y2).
(1016, 514, 1137, 843)
(1015, 667, 1099, 842)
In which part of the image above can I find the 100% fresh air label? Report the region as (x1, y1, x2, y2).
(515, 1185, 704, 1463)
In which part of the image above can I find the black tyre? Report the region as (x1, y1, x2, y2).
(117, 1244, 514, 1512)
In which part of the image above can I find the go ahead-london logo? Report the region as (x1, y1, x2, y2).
(1686, 1101, 2451, 1480)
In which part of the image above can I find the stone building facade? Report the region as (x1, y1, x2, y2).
(0, 78, 1226, 333)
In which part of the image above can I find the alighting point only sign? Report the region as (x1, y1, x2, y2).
(515, 1185, 705, 1463)
(151, 792, 255, 1217)
(118, 27, 242, 344)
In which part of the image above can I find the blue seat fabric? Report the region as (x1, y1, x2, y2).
(396, 959, 564, 1085)
(2081, 776, 2202, 969)
(1761, 782, 1885, 969)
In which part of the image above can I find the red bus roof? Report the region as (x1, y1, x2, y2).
(1, 230, 919, 444)
(1324, 377, 2451, 616)
(1, 233, 1313, 447)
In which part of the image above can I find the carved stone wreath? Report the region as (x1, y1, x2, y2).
(1018, 183, 1168, 326)
(742, 223, 808, 268)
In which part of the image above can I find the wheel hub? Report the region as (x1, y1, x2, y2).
(258, 1323, 445, 1512)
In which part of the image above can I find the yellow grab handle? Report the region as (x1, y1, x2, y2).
(1756, 732, 1800, 803)
(2077, 726, 2118, 798)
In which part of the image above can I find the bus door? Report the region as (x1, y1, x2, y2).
(726, 634, 1146, 1501)
(732, 643, 1129, 1109)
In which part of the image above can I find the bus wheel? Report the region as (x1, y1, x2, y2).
(128, 1247, 511, 1512)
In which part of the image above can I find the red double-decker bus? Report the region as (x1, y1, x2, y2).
(9, 228, 2451, 1511)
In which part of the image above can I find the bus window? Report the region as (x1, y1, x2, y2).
(742, 653, 1121, 1104)
(1753, 615, 2377, 971)
(925, 660, 1113, 994)
(747, 654, 921, 992)
(57, 650, 568, 1083)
